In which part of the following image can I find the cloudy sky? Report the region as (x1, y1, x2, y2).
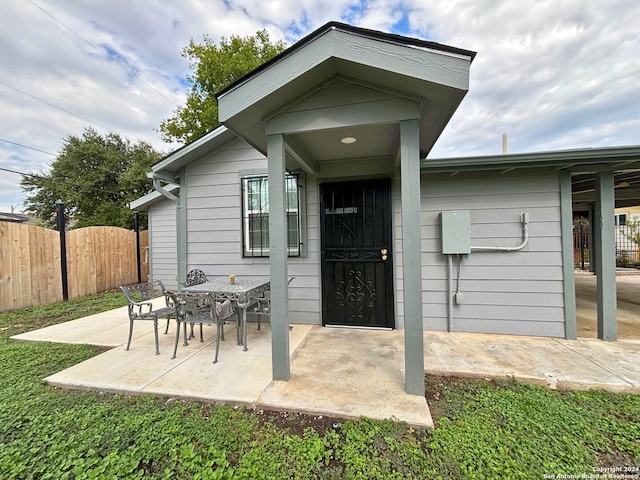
(1, 0, 638, 213)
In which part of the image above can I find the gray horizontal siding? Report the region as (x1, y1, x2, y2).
(152, 137, 566, 336)
(184, 139, 321, 324)
(394, 168, 565, 337)
(148, 197, 177, 289)
(424, 317, 566, 337)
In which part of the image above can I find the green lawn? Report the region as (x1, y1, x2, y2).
(0, 294, 638, 479)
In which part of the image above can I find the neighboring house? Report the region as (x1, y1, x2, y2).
(614, 206, 640, 265)
(0, 212, 31, 223)
(132, 22, 640, 395)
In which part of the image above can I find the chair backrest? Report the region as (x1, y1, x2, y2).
(184, 269, 208, 287)
(167, 291, 217, 323)
(120, 279, 167, 304)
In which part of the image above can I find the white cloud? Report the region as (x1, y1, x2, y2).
(0, 0, 638, 211)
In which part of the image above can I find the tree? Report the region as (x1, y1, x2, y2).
(159, 30, 286, 144)
(624, 218, 640, 245)
(20, 128, 161, 229)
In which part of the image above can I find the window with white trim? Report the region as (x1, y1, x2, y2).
(615, 213, 627, 226)
(241, 174, 301, 257)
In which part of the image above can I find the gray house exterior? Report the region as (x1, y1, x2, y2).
(132, 22, 640, 396)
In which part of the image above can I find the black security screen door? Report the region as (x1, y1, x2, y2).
(320, 179, 394, 328)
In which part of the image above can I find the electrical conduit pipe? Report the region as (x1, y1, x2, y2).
(447, 212, 530, 332)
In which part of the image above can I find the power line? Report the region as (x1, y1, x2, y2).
(0, 80, 113, 132)
(0, 137, 56, 156)
(0, 166, 122, 196)
(27, 0, 177, 106)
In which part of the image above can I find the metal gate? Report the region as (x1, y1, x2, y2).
(320, 179, 394, 328)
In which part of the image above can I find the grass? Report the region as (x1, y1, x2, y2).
(0, 294, 639, 479)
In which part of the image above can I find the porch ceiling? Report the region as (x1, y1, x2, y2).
(216, 22, 475, 170)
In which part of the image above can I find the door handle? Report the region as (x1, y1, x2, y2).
(381, 248, 388, 261)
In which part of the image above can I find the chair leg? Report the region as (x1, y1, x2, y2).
(199, 323, 204, 342)
(164, 318, 170, 334)
(126, 319, 134, 351)
(213, 321, 222, 364)
(172, 321, 182, 359)
(153, 319, 160, 355)
(182, 321, 189, 346)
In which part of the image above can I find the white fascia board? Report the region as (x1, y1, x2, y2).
(151, 125, 235, 174)
(129, 184, 179, 210)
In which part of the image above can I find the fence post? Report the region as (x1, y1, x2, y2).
(579, 222, 585, 270)
(55, 200, 69, 301)
(134, 211, 142, 284)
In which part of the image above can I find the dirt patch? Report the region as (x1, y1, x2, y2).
(237, 375, 459, 434)
(250, 408, 344, 436)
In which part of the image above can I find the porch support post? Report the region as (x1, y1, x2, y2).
(267, 133, 291, 380)
(595, 171, 617, 341)
(177, 166, 188, 287)
(560, 172, 577, 339)
(400, 119, 425, 396)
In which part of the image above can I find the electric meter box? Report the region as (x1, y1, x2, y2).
(441, 211, 471, 254)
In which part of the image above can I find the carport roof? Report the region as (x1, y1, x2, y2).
(422, 145, 640, 208)
(422, 145, 640, 173)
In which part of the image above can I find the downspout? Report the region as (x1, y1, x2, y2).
(149, 171, 187, 288)
(152, 178, 179, 204)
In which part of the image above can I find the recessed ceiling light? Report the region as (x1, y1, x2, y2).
(341, 136, 357, 144)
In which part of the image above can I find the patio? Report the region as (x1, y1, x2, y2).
(14, 307, 433, 427)
(12, 286, 640, 429)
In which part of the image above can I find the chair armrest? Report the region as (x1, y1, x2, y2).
(126, 301, 157, 320)
(130, 301, 154, 313)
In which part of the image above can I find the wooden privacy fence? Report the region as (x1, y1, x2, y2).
(0, 222, 148, 312)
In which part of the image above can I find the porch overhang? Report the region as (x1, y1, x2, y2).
(215, 22, 475, 394)
(216, 22, 475, 168)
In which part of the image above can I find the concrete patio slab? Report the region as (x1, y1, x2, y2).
(12, 306, 133, 347)
(424, 331, 640, 393)
(258, 326, 433, 428)
(43, 321, 313, 398)
(11, 292, 640, 430)
(555, 338, 640, 389)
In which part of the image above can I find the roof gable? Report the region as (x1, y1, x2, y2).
(217, 22, 475, 159)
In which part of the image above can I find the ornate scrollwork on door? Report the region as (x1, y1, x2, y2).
(335, 270, 377, 320)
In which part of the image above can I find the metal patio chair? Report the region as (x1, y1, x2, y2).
(173, 268, 210, 337)
(120, 280, 175, 355)
(183, 269, 208, 287)
(167, 291, 238, 364)
(250, 276, 295, 330)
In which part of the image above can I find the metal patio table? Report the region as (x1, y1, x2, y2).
(184, 277, 270, 351)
